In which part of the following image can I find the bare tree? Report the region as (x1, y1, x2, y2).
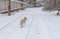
(43, 0, 60, 9)
(43, 0, 60, 16)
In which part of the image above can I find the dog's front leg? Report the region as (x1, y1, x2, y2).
(20, 24, 23, 28)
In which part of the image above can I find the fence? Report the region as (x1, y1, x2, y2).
(0, 0, 28, 14)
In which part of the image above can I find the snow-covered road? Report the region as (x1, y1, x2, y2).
(26, 14, 51, 39)
(0, 7, 60, 39)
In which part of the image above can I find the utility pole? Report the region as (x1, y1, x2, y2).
(33, 0, 36, 7)
(29, 0, 33, 7)
(8, 0, 11, 16)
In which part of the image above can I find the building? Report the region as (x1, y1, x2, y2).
(0, 0, 28, 12)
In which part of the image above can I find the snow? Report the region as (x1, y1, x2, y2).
(0, 7, 60, 39)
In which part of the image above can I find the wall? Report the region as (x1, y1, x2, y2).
(0, 0, 28, 12)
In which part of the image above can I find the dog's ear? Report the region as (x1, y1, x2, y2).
(26, 18, 28, 20)
(26, 17, 28, 20)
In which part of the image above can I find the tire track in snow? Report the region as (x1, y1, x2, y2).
(25, 13, 39, 39)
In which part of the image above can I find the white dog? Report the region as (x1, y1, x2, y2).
(20, 17, 27, 28)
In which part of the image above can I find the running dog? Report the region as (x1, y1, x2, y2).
(20, 17, 28, 28)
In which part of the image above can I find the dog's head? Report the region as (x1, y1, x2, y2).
(24, 17, 28, 20)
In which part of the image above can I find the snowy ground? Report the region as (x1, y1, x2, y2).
(0, 7, 60, 39)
